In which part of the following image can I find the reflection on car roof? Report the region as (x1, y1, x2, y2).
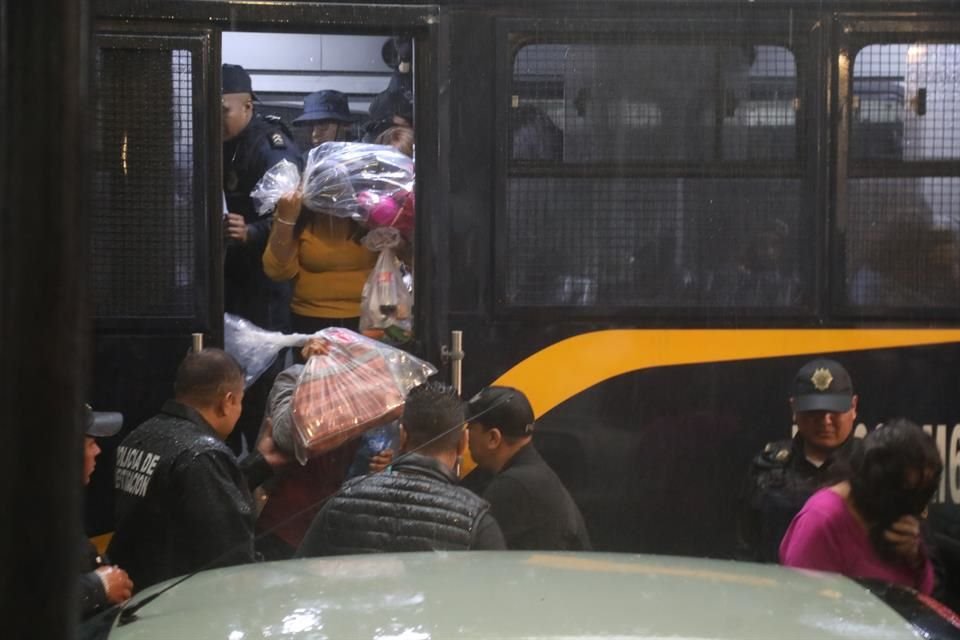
(107, 552, 919, 640)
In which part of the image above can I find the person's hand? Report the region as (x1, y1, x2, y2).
(369, 449, 394, 473)
(275, 191, 303, 225)
(300, 337, 331, 360)
(224, 213, 249, 243)
(884, 515, 924, 567)
(96, 565, 133, 605)
(257, 417, 292, 469)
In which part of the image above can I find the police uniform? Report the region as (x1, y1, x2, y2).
(223, 113, 303, 332)
(737, 357, 860, 562)
(107, 400, 272, 591)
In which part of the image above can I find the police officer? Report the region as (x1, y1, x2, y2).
(106, 349, 289, 591)
(738, 358, 860, 562)
(222, 63, 302, 332)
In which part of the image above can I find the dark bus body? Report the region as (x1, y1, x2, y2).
(82, 0, 960, 569)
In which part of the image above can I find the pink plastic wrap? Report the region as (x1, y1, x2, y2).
(291, 327, 435, 462)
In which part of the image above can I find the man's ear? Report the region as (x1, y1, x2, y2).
(488, 427, 503, 449)
(214, 392, 229, 418)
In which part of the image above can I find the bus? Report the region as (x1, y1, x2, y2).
(82, 0, 960, 564)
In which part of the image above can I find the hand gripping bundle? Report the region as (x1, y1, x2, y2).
(291, 327, 435, 463)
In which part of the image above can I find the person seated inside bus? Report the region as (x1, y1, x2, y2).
(709, 220, 801, 307)
(510, 104, 562, 161)
(780, 418, 940, 595)
(292, 90, 357, 152)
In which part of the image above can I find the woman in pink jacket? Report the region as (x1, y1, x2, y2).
(780, 418, 941, 594)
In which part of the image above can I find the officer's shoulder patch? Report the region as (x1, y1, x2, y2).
(268, 132, 286, 149)
(759, 439, 793, 466)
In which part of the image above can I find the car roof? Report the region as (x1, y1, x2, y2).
(108, 552, 919, 640)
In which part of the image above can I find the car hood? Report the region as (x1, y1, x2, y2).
(106, 552, 919, 640)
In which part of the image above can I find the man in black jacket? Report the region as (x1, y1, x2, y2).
(107, 348, 288, 590)
(80, 405, 132, 618)
(298, 382, 505, 556)
(463, 386, 591, 551)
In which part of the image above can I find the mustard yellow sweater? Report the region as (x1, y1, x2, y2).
(263, 217, 376, 319)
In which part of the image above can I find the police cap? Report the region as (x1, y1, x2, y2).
(791, 358, 854, 413)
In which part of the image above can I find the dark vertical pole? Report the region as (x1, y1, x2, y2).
(0, 0, 89, 636)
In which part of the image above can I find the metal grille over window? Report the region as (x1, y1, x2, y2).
(505, 178, 805, 308)
(505, 38, 805, 309)
(845, 44, 960, 310)
(91, 47, 198, 319)
(510, 43, 797, 163)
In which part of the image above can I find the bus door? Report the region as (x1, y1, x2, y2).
(88, 1, 444, 536)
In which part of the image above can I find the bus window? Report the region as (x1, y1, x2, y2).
(504, 40, 806, 310)
(844, 44, 960, 310)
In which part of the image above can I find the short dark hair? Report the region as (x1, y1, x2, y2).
(850, 418, 942, 558)
(401, 381, 465, 454)
(173, 348, 244, 408)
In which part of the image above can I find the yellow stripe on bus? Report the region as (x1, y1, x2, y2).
(492, 329, 960, 418)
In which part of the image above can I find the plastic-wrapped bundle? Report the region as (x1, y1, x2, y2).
(291, 327, 435, 462)
(301, 142, 414, 221)
(249, 159, 302, 217)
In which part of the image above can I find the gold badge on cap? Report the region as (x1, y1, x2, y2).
(811, 367, 833, 391)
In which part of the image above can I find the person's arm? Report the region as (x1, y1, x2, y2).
(176, 451, 257, 569)
(265, 364, 303, 456)
(79, 571, 108, 618)
(263, 192, 302, 281)
(472, 511, 507, 550)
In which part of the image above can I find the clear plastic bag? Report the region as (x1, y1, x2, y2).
(249, 159, 302, 217)
(359, 228, 413, 344)
(223, 313, 312, 388)
(301, 142, 414, 222)
(291, 327, 436, 462)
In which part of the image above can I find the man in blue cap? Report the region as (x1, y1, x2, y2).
(222, 63, 303, 333)
(293, 90, 356, 149)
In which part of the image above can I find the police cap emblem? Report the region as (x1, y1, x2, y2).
(810, 367, 833, 391)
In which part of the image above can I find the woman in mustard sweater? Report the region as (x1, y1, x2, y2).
(264, 191, 375, 333)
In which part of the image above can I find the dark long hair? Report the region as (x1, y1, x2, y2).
(848, 418, 942, 561)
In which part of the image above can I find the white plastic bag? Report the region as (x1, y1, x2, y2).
(359, 228, 413, 343)
(223, 313, 311, 388)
